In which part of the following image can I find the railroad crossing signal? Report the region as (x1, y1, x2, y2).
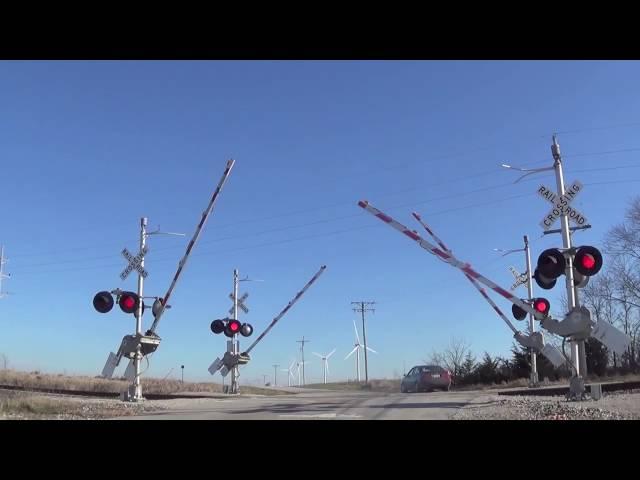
(533, 246, 602, 290)
(93, 290, 142, 315)
(229, 292, 249, 314)
(537, 180, 589, 231)
(512, 297, 550, 320)
(210, 318, 254, 338)
(93, 291, 115, 313)
(120, 246, 149, 280)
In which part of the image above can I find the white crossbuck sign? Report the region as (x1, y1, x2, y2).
(229, 292, 249, 315)
(120, 246, 149, 280)
(509, 266, 528, 291)
(537, 180, 588, 231)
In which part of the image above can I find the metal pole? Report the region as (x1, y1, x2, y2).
(0, 245, 12, 299)
(181, 365, 184, 384)
(133, 217, 147, 402)
(356, 347, 360, 382)
(231, 268, 239, 394)
(301, 337, 306, 386)
(524, 235, 538, 386)
(0, 245, 6, 298)
(323, 359, 327, 384)
(361, 304, 369, 384)
(273, 364, 279, 387)
(552, 136, 582, 378)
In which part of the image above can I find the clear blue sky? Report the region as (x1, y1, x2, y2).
(2, 60, 640, 385)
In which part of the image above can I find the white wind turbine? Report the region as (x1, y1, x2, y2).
(312, 349, 336, 384)
(281, 360, 296, 387)
(295, 361, 310, 386)
(345, 319, 377, 382)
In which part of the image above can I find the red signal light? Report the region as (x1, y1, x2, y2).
(533, 298, 550, 316)
(224, 319, 242, 337)
(581, 254, 596, 270)
(574, 246, 603, 277)
(118, 291, 140, 314)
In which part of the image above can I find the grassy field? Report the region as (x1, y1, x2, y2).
(0, 369, 292, 397)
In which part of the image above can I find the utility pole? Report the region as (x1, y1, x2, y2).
(181, 365, 184, 384)
(0, 245, 10, 299)
(296, 336, 309, 386)
(352, 301, 375, 384)
(273, 364, 279, 387)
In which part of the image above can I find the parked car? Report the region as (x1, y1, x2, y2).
(400, 365, 451, 393)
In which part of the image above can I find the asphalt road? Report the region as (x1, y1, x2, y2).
(122, 389, 495, 420)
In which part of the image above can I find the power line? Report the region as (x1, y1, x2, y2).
(551, 121, 640, 136)
(12, 177, 640, 276)
(8, 146, 640, 260)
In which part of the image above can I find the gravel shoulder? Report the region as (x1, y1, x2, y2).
(453, 390, 640, 420)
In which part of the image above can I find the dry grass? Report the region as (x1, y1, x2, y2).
(0, 391, 153, 419)
(0, 369, 291, 397)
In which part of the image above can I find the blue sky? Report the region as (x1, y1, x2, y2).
(1, 60, 640, 385)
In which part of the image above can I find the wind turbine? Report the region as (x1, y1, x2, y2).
(313, 349, 336, 384)
(295, 361, 310, 386)
(281, 360, 296, 387)
(345, 320, 377, 382)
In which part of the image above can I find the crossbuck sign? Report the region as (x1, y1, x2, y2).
(229, 292, 249, 315)
(537, 180, 588, 231)
(509, 266, 528, 291)
(120, 246, 149, 280)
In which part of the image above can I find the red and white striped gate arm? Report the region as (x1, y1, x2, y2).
(357, 200, 548, 321)
(243, 265, 327, 355)
(411, 212, 518, 335)
(148, 159, 236, 335)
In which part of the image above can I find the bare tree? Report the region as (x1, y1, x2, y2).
(443, 337, 471, 385)
(424, 349, 445, 367)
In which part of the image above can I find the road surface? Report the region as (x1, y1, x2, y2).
(122, 389, 495, 420)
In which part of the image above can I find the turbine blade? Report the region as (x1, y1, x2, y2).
(327, 349, 336, 359)
(345, 346, 358, 360)
(353, 320, 360, 344)
(312, 352, 323, 358)
(366, 346, 378, 354)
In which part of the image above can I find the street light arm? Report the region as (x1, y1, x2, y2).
(501, 164, 555, 183)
